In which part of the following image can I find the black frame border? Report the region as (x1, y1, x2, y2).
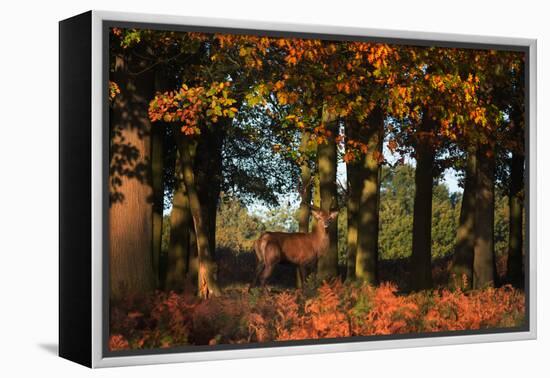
(59, 11, 93, 367)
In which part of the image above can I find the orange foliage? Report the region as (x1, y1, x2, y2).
(109, 281, 525, 351)
(423, 285, 525, 331)
(109, 334, 129, 351)
(108, 81, 120, 102)
(148, 82, 237, 135)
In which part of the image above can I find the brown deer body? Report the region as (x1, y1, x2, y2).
(253, 209, 338, 287)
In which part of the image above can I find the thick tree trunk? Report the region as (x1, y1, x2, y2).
(151, 69, 175, 289)
(298, 132, 313, 232)
(355, 107, 384, 285)
(187, 226, 199, 287)
(449, 145, 477, 290)
(311, 170, 321, 232)
(297, 131, 313, 287)
(195, 126, 225, 258)
(297, 184, 312, 233)
(345, 119, 360, 281)
(346, 160, 360, 281)
(175, 131, 221, 298)
(151, 121, 164, 288)
(473, 142, 496, 289)
(410, 115, 435, 291)
(507, 150, 525, 288)
(317, 105, 339, 280)
(165, 155, 192, 291)
(507, 71, 525, 288)
(313, 170, 321, 208)
(109, 56, 155, 298)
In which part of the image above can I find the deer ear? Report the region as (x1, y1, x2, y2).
(311, 210, 321, 219)
(329, 210, 339, 220)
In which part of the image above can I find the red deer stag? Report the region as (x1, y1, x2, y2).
(253, 208, 338, 287)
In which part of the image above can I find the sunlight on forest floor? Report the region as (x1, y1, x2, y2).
(110, 253, 525, 351)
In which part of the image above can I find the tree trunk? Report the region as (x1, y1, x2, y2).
(346, 160, 360, 281)
(507, 150, 524, 288)
(449, 145, 477, 290)
(355, 107, 384, 285)
(313, 169, 321, 208)
(345, 119, 361, 281)
(165, 154, 192, 291)
(317, 105, 339, 280)
(311, 170, 321, 231)
(151, 69, 176, 289)
(175, 131, 221, 298)
(109, 55, 155, 298)
(195, 126, 225, 258)
(187, 226, 199, 287)
(297, 131, 313, 287)
(410, 115, 435, 291)
(151, 120, 164, 288)
(473, 142, 497, 289)
(507, 71, 525, 289)
(187, 143, 200, 289)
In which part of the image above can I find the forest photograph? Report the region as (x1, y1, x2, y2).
(107, 26, 527, 352)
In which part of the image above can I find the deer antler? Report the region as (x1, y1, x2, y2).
(309, 204, 321, 211)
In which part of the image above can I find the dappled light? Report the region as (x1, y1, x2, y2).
(108, 26, 526, 351)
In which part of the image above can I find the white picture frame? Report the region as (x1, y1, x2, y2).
(59, 10, 537, 368)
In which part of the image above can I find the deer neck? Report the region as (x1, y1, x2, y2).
(312, 222, 329, 256)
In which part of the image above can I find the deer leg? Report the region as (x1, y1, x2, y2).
(252, 262, 265, 287)
(259, 263, 275, 287)
(298, 265, 307, 288)
(259, 242, 280, 287)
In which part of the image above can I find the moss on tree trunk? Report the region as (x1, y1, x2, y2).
(165, 154, 192, 291)
(175, 130, 221, 298)
(355, 107, 384, 285)
(316, 105, 339, 280)
(449, 145, 477, 290)
(345, 119, 360, 280)
(473, 142, 496, 289)
(297, 131, 313, 287)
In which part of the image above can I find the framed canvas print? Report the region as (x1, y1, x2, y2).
(59, 10, 537, 368)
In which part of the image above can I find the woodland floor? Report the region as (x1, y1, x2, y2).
(109, 250, 525, 351)
(215, 247, 509, 292)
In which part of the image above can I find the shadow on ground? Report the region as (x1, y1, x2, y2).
(38, 343, 58, 356)
(216, 247, 297, 289)
(215, 248, 469, 292)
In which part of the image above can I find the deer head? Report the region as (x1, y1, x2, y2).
(311, 207, 339, 229)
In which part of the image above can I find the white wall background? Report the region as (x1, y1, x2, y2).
(0, 0, 547, 376)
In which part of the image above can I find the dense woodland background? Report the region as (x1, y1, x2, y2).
(108, 27, 526, 350)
